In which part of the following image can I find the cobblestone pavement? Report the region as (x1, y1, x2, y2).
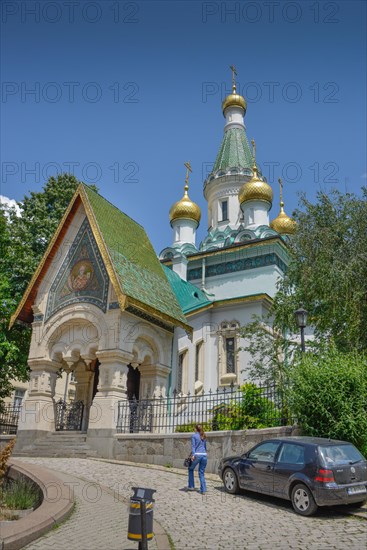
(21, 458, 366, 550)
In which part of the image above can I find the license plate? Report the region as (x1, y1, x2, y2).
(348, 486, 367, 495)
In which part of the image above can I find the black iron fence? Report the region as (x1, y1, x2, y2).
(55, 400, 84, 431)
(117, 383, 293, 434)
(0, 405, 21, 435)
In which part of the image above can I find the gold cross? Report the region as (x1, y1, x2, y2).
(230, 65, 237, 93)
(278, 177, 284, 204)
(184, 161, 192, 185)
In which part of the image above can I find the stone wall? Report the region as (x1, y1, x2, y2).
(113, 425, 299, 474)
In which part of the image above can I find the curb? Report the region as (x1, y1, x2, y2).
(0, 460, 74, 550)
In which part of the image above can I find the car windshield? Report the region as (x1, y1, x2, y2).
(319, 444, 365, 466)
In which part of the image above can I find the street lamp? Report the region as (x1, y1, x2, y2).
(295, 306, 308, 352)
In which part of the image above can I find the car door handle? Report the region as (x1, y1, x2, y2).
(266, 465, 273, 471)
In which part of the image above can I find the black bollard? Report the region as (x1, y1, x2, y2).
(128, 487, 156, 548)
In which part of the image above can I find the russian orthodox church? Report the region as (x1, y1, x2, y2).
(159, 72, 296, 396)
(10, 71, 296, 454)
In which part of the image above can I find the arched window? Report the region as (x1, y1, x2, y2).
(218, 321, 240, 386)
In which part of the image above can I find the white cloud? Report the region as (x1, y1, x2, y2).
(0, 195, 22, 217)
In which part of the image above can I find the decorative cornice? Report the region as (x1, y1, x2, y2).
(189, 235, 288, 261)
(186, 293, 273, 317)
(126, 303, 177, 334)
(188, 251, 286, 281)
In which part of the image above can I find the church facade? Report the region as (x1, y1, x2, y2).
(10, 74, 296, 454)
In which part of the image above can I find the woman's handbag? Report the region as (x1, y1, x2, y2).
(184, 455, 192, 468)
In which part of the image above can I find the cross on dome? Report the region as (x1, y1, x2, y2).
(230, 64, 237, 93)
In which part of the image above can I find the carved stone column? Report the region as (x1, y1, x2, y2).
(74, 359, 94, 432)
(16, 359, 61, 448)
(86, 349, 132, 457)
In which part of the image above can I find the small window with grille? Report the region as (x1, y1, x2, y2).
(13, 389, 25, 408)
(226, 337, 235, 374)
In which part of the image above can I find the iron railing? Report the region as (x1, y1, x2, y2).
(116, 384, 292, 434)
(55, 400, 84, 431)
(0, 405, 21, 435)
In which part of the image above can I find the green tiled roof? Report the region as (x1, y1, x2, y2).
(83, 185, 188, 327)
(212, 128, 253, 173)
(162, 265, 212, 315)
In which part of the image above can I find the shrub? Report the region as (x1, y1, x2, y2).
(287, 346, 367, 456)
(175, 422, 211, 433)
(211, 384, 281, 431)
(0, 439, 16, 481)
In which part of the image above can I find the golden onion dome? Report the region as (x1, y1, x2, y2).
(222, 92, 247, 115)
(270, 204, 297, 234)
(169, 185, 201, 225)
(238, 166, 273, 206)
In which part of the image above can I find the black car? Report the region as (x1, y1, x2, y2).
(218, 436, 367, 516)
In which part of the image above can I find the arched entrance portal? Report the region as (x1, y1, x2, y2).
(48, 317, 101, 432)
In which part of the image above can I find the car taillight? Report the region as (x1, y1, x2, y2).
(315, 468, 335, 483)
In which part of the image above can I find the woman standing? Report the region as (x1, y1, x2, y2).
(187, 424, 207, 494)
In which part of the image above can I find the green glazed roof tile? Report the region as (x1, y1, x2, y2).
(162, 265, 212, 314)
(83, 185, 188, 326)
(212, 128, 254, 173)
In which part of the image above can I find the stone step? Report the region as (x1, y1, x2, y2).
(13, 431, 98, 458)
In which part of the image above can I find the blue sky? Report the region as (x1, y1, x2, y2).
(1, 0, 366, 253)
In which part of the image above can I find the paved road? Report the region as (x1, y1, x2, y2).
(21, 458, 366, 550)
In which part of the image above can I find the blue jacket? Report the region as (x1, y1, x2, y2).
(191, 432, 207, 456)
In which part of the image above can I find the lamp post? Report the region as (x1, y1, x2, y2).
(295, 306, 308, 352)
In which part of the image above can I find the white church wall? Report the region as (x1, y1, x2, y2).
(173, 299, 271, 395)
(202, 265, 283, 300)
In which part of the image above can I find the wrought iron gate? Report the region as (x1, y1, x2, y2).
(55, 400, 84, 431)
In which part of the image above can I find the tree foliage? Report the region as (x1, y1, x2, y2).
(238, 316, 297, 386)
(1, 174, 94, 402)
(287, 346, 367, 455)
(274, 188, 367, 352)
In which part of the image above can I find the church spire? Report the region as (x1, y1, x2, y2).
(209, 67, 253, 178)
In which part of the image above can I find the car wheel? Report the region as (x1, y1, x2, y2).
(223, 467, 239, 494)
(291, 483, 318, 516)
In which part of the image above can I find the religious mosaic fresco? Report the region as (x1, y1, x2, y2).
(45, 217, 109, 320)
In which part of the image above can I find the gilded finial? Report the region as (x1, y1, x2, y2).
(230, 65, 237, 94)
(251, 138, 258, 176)
(184, 161, 192, 194)
(278, 177, 284, 208)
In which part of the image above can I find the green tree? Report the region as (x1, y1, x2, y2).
(274, 189, 367, 352)
(287, 346, 367, 455)
(238, 315, 297, 387)
(0, 207, 29, 405)
(6, 174, 94, 296)
(1, 174, 95, 403)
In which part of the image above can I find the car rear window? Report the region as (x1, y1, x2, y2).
(319, 444, 365, 466)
